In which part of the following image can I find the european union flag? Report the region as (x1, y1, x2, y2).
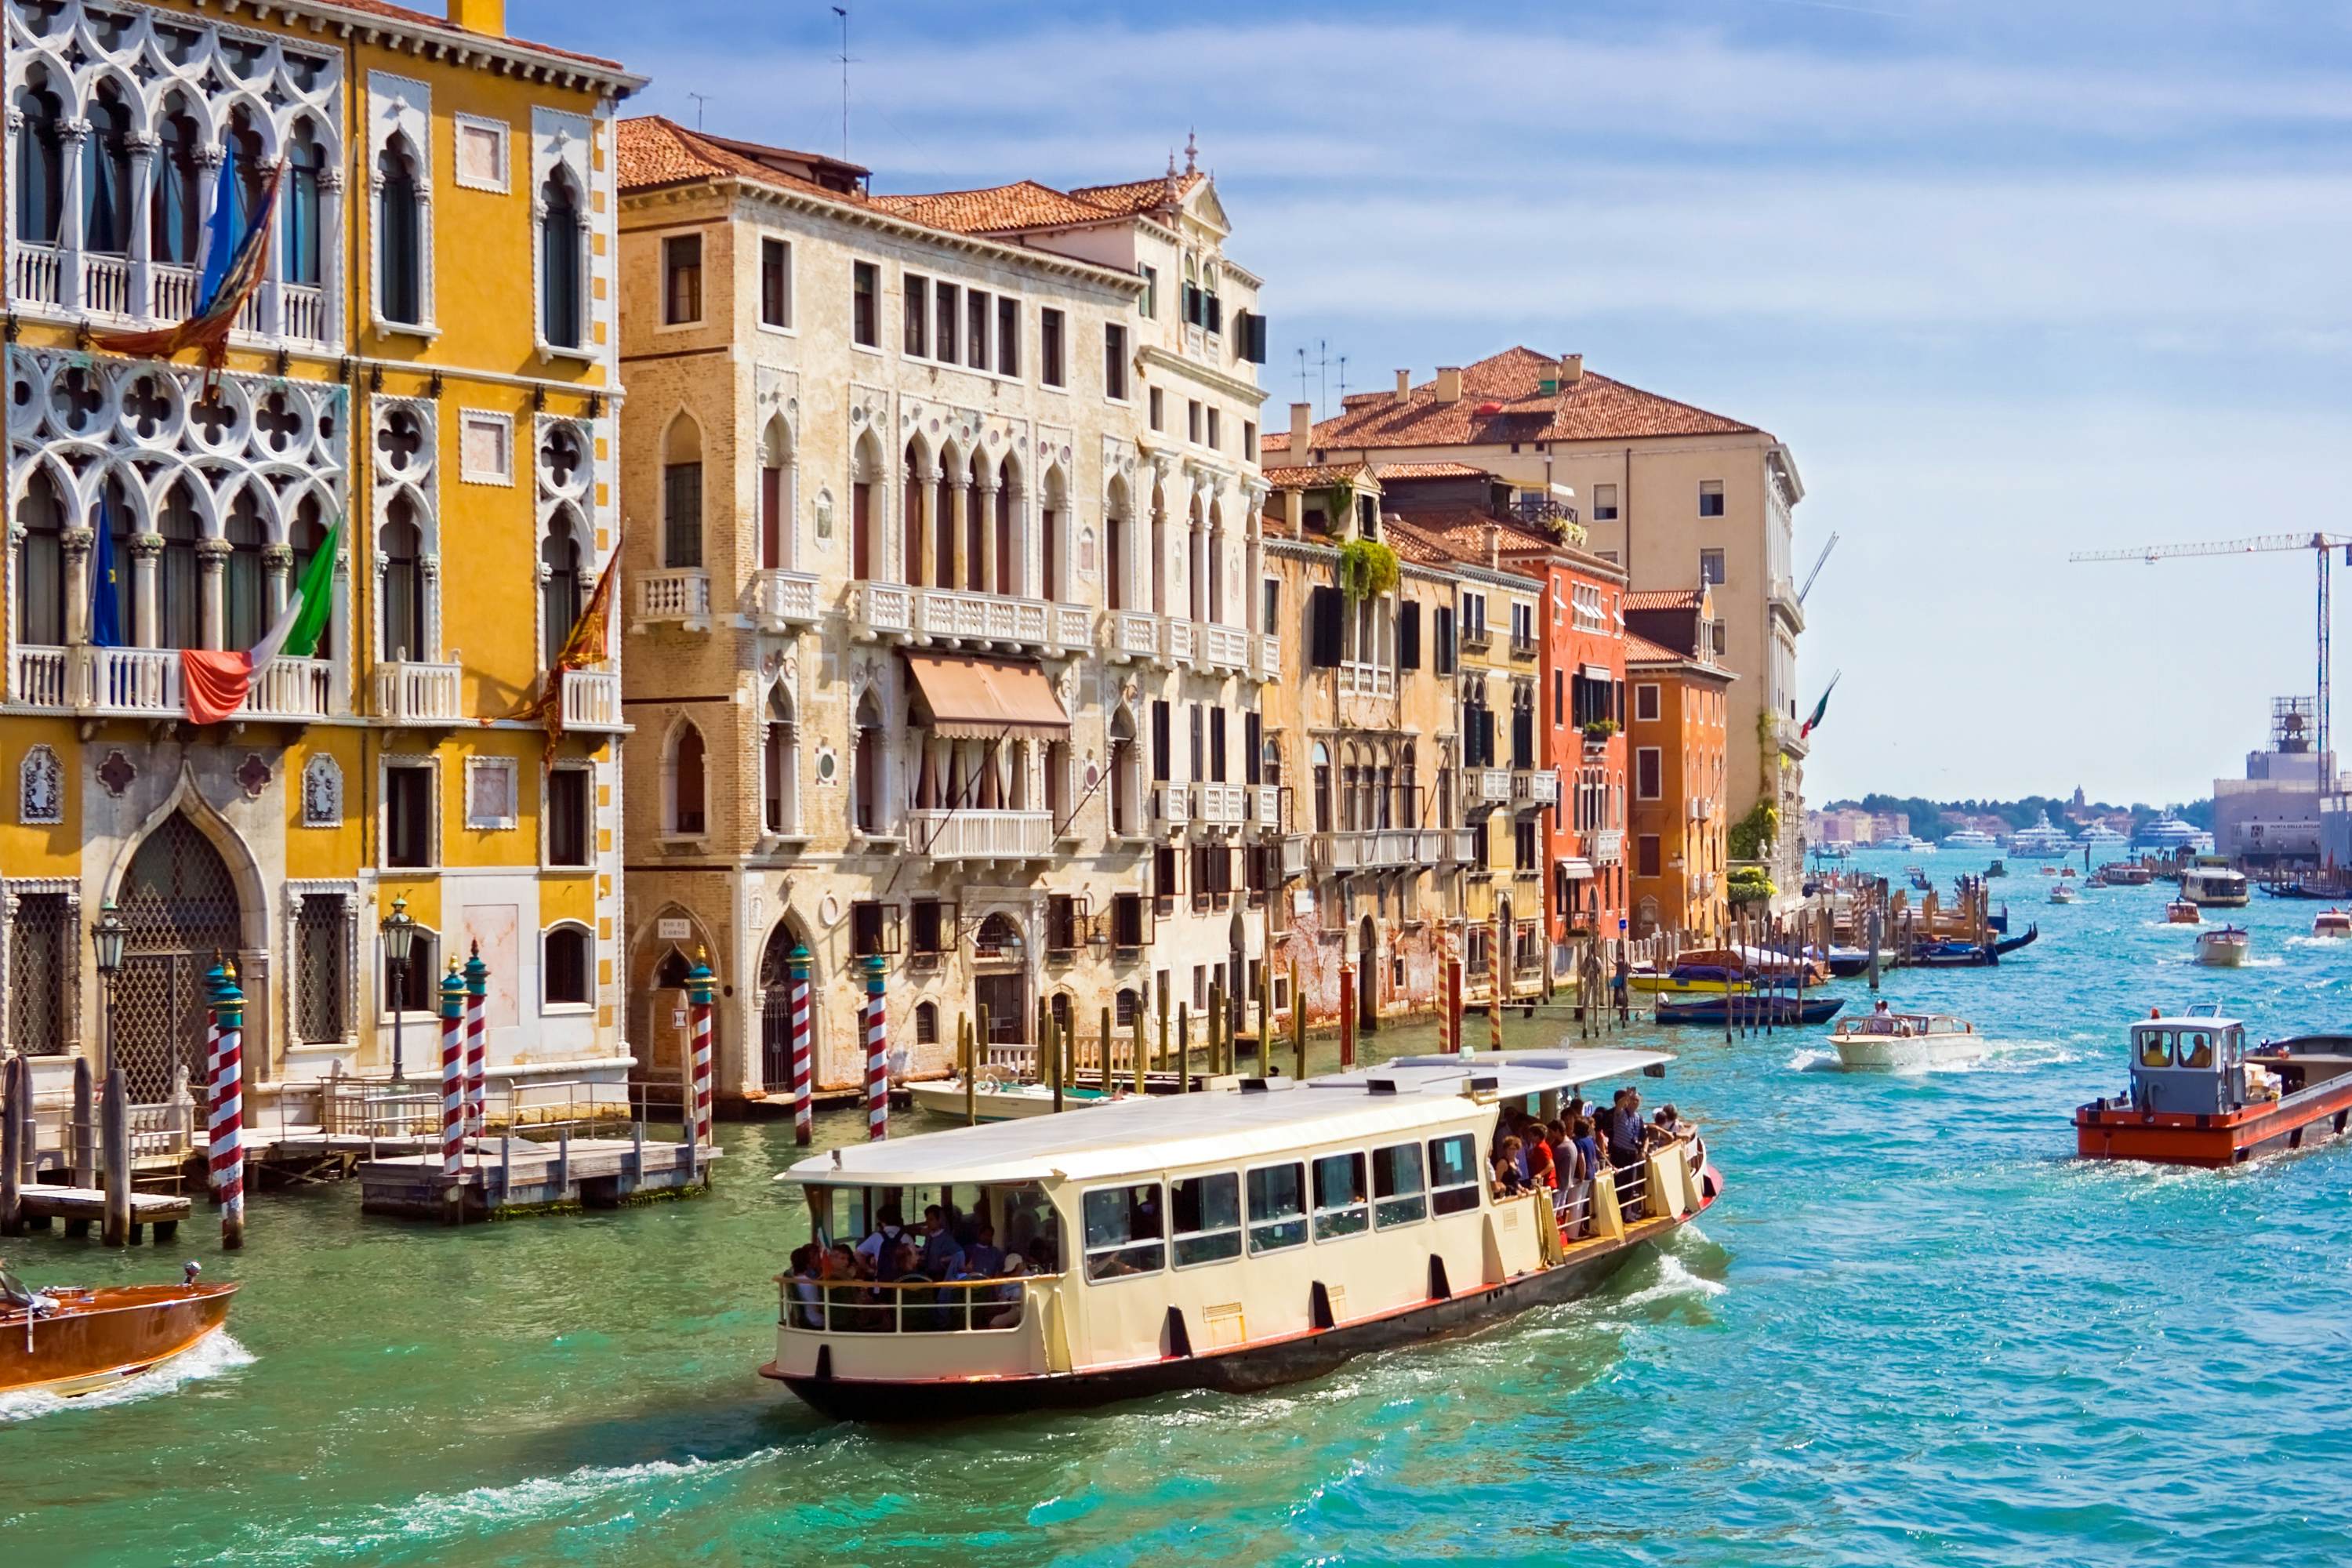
(89, 496, 122, 648)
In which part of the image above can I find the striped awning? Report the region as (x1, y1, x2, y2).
(904, 653, 1070, 742)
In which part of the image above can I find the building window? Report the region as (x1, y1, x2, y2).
(663, 437, 703, 570)
(386, 762, 434, 868)
(935, 281, 960, 364)
(1635, 746, 1662, 801)
(662, 234, 702, 325)
(1140, 263, 1159, 318)
(285, 123, 327, 288)
(544, 925, 591, 1006)
(1635, 683, 1661, 722)
(5, 891, 68, 1056)
(852, 261, 880, 346)
(903, 274, 929, 357)
(1207, 409, 1220, 450)
(14, 78, 64, 245)
(1712, 621, 1728, 656)
(763, 684, 798, 834)
(1637, 834, 1662, 877)
(1244, 421, 1257, 459)
(541, 525, 583, 670)
(540, 171, 584, 349)
(914, 1000, 938, 1044)
(294, 894, 347, 1044)
(669, 723, 707, 835)
(1700, 549, 1725, 586)
(996, 296, 1020, 376)
(967, 287, 989, 368)
(1187, 399, 1202, 444)
(465, 756, 518, 830)
(548, 767, 592, 866)
(1149, 388, 1164, 432)
(1699, 480, 1725, 517)
(1593, 483, 1619, 521)
(1105, 323, 1128, 400)
(377, 136, 426, 325)
(1041, 308, 1066, 387)
(760, 236, 792, 328)
(387, 925, 439, 1015)
(379, 495, 426, 662)
(223, 492, 267, 650)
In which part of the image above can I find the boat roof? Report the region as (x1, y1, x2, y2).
(2138, 1014, 2245, 1029)
(781, 1048, 1671, 1187)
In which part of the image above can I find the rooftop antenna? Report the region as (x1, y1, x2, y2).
(1316, 339, 1330, 419)
(1295, 347, 1309, 408)
(1336, 354, 1348, 408)
(686, 91, 711, 132)
(832, 5, 853, 162)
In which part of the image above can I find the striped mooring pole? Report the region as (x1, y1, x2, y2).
(687, 948, 715, 1156)
(788, 944, 814, 1146)
(206, 958, 245, 1250)
(439, 960, 466, 1196)
(863, 953, 888, 1140)
(463, 941, 489, 1138)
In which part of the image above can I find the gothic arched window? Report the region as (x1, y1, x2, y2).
(82, 82, 135, 256)
(13, 78, 64, 245)
(539, 169, 583, 349)
(541, 517, 583, 670)
(380, 499, 426, 661)
(377, 136, 424, 325)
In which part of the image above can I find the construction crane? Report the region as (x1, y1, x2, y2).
(2070, 532, 2352, 761)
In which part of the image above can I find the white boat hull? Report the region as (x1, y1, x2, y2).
(1830, 1036, 1987, 1071)
(905, 1080, 1115, 1122)
(2195, 939, 2250, 968)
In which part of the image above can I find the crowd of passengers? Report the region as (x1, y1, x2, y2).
(1490, 1087, 1695, 1228)
(784, 1200, 1057, 1330)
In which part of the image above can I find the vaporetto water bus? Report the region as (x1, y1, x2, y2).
(2181, 862, 2251, 908)
(762, 1049, 1716, 1420)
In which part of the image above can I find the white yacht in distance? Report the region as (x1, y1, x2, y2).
(2139, 815, 2214, 855)
(2077, 824, 2129, 848)
(1877, 833, 1923, 851)
(2009, 812, 2075, 858)
(1944, 828, 1998, 850)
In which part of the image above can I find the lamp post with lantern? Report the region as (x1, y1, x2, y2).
(89, 898, 127, 1078)
(379, 894, 418, 1083)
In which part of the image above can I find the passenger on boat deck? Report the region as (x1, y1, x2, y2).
(987, 1254, 1033, 1327)
(855, 1204, 911, 1265)
(1494, 1137, 1530, 1196)
(1573, 1116, 1604, 1178)
(1872, 999, 1891, 1017)
(1526, 1131, 1557, 1189)
(957, 1221, 1007, 1280)
(1606, 1090, 1646, 1168)
(919, 1205, 967, 1278)
(787, 1245, 825, 1327)
(824, 1240, 858, 1282)
(1651, 1105, 1691, 1143)
(1551, 1121, 1585, 1185)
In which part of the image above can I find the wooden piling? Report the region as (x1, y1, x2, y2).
(72, 1055, 93, 1189)
(960, 1014, 976, 1126)
(1210, 982, 1225, 1077)
(1157, 986, 1170, 1075)
(1178, 1002, 1190, 1092)
(101, 1065, 131, 1247)
(1132, 1007, 1147, 1096)
(1048, 1008, 1064, 1115)
(1258, 967, 1274, 1073)
(1100, 1007, 1114, 1094)
(1290, 960, 1307, 1080)
(1, 1056, 23, 1238)
(13, 1054, 32, 1200)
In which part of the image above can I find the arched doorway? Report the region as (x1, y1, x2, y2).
(757, 918, 813, 1093)
(114, 815, 241, 1102)
(1357, 914, 1377, 1031)
(971, 913, 1025, 1047)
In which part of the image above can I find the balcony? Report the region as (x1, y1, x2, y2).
(906, 808, 1053, 862)
(10, 243, 332, 345)
(374, 661, 463, 725)
(9, 646, 71, 709)
(1769, 574, 1806, 633)
(852, 581, 915, 640)
(1317, 829, 1422, 873)
(1190, 782, 1245, 833)
(1160, 618, 1196, 667)
(1280, 834, 1309, 880)
(87, 646, 181, 717)
(751, 568, 823, 632)
(1436, 826, 1479, 864)
(1151, 782, 1189, 837)
(1340, 660, 1392, 699)
(1591, 828, 1624, 866)
(912, 588, 1090, 655)
(1463, 768, 1511, 811)
(1199, 623, 1250, 673)
(1102, 610, 1160, 664)
(1776, 715, 1810, 760)
(241, 655, 336, 720)
(1247, 783, 1282, 834)
(1258, 633, 1282, 681)
(559, 668, 626, 734)
(1508, 632, 1541, 662)
(636, 570, 713, 631)
(1512, 768, 1562, 811)
(1458, 624, 1494, 655)
(1687, 796, 1715, 822)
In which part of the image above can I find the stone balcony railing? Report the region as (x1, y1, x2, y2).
(1247, 782, 1282, 833)
(559, 668, 626, 733)
(1190, 781, 1246, 832)
(373, 660, 463, 725)
(11, 244, 330, 344)
(1151, 781, 1189, 837)
(1436, 826, 1479, 864)
(241, 655, 336, 720)
(1102, 609, 1160, 663)
(1257, 633, 1281, 681)
(9, 645, 72, 709)
(1198, 623, 1250, 673)
(906, 808, 1053, 862)
(1317, 828, 1423, 873)
(1464, 767, 1512, 811)
(1512, 768, 1562, 811)
(636, 569, 713, 630)
(750, 568, 822, 632)
(88, 645, 182, 716)
(1340, 659, 1393, 699)
(1160, 618, 1196, 667)
(911, 587, 1090, 655)
(851, 580, 915, 640)
(8, 645, 336, 718)
(1591, 828, 1624, 865)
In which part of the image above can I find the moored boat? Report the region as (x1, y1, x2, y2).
(2076, 1014, 2352, 1167)
(1828, 1011, 1984, 1070)
(762, 1049, 1716, 1418)
(1653, 992, 1844, 1026)
(2195, 926, 2252, 967)
(0, 1263, 238, 1398)
(2104, 864, 2154, 886)
(906, 1079, 1121, 1123)
(2315, 909, 2352, 939)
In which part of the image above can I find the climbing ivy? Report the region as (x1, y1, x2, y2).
(1338, 537, 1399, 602)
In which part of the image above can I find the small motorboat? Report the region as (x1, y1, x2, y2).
(2105, 865, 2154, 887)
(1984, 859, 2008, 878)
(905, 1078, 1121, 1122)
(2086, 871, 2109, 888)
(1653, 993, 1844, 1027)
(2077, 1012, 2352, 1167)
(2195, 926, 2251, 967)
(1821, 945, 1885, 978)
(1828, 1011, 1985, 1070)
(2166, 900, 2201, 924)
(0, 1261, 238, 1398)
(2049, 883, 2078, 905)
(2039, 866, 2059, 878)
(2316, 909, 2352, 939)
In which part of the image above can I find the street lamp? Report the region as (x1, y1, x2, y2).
(379, 894, 416, 1083)
(90, 898, 126, 1078)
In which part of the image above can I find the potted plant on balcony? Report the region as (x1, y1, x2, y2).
(1337, 535, 1399, 602)
(1581, 717, 1619, 751)
(1726, 866, 1775, 907)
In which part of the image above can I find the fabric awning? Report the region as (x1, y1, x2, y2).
(904, 653, 1070, 742)
(1580, 663, 1613, 683)
(1557, 859, 1595, 881)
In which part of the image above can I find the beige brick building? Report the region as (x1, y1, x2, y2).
(614, 122, 1271, 1102)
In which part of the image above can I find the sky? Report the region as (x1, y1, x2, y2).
(527, 0, 2352, 808)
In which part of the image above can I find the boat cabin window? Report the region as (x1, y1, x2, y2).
(1312, 1152, 1370, 1241)
(2180, 1032, 2215, 1069)
(1247, 1162, 1308, 1253)
(1171, 1173, 1243, 1267)
(1371, 1142, 1427, 1228)
(799, 1180, 1063, 1278)
(2137, 1030, 2173, 1069)
(1083, 1183, 1166, 1280)
(1427, 1134, 1481, 1216)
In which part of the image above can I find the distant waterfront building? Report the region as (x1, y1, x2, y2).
(2219, 697, 2332, 864)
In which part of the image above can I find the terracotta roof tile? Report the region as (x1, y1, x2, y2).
(1260, 430, 1292, 453)
(1370, 461, 1489, 481)
(1292, 346, 1765, 452)
(1262, 462, 1373, 490)
(1067, 170, 1203, 217)
(869, 180, 1120, 235)
(1626, 588, 1707, 612)
(328, 0, 629, 71)
(618, 118, 851, 202)
(1624, 633, 1688, 664)
(1377, 520, 1449, 567)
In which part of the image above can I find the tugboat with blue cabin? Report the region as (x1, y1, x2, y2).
(2075, 1011, 2352, 1166)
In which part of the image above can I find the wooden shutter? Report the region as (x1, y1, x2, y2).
(1308, 586, 1342, 667)
(1152, 699, 1171, 782)
(1433, 606, 1455, 675)
(1398, 602, 1422, 670)
(1244, 712, 1262, 784)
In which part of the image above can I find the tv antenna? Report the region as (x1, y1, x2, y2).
(686, 91, 711, 131)
(832, 5, 854, 161)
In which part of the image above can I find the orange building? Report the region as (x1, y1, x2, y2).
(1625, 621, 1733, 939)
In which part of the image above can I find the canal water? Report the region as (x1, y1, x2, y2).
(8, 854, 2352, 1566)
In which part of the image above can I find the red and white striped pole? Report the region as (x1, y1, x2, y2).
(463, 941, 488, 1139)
(439, 961, 466, 1213)
(863, 953, 887, 1140)
(686, 949, 715, 1158)
(207, 959, 245, 1250)
(789, 943, 814, 1146)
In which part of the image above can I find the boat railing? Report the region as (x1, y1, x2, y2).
(775, 1272, 1061, 1335)
(1550, 1178, 1594, 1242)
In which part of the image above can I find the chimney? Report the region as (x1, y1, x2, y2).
(1436, 366, 1463, 405)
(1289, 401, 1312, 459)
(1485, 522, 1502, 570)
(1394, 368, 1411, 407)
(448, 0, 506, 34)
(1559, 353, 1583, 387)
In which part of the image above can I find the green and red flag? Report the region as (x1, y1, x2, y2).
(181, 516, 339, 724)
(1798, 670, 1841, 739)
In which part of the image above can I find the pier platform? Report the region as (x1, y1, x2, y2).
(18, 1185, 191, 1243)
(356, 1134, 721, 1221)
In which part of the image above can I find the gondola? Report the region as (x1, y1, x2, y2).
(1652, 993, 1845, 1027)
(2261, 880, 2337, 900)
(1909, 940, 1995, 968)
(1993, 924, 2038, 956)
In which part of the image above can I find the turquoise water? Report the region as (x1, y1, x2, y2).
(8, 851, 2352, 1566)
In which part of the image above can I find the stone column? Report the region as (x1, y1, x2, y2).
(975, 476, 999, 597)
(56, 118, 90, 311)
(263, 542, 293, 623)
(129, 533, 163, 648)
(318, 167, 347, 344)
(125, 132, 157, 317)
(916, 465, 938, 590)
(198, 535, 230, 650)
(60, 525, 94, 645)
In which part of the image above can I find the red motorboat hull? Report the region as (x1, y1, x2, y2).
(0, 1283, 238, 1397)
(2075, 1080, 2352, 1167)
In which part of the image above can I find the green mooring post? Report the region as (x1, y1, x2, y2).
(1178, 1002, 1190, 1094)
(1290, 960, 1306, 1081)
(1100, 1007, 1114, 1094)
(960, 1014, 975, 1127)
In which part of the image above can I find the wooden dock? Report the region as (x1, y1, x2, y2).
(356, 1131, 721, 1221)
(17, 1184, 191, 1243)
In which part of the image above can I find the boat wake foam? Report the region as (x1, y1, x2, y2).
(1614, 1251, 1728, 1310)
(0, 1329, 253, 1423)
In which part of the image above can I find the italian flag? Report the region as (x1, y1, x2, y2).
(1798, 670, 1840, 739)
(181, 517, 339, 724)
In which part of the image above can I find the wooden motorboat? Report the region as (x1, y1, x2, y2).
(2104, 864, 2154, 886)
(1653, 993, 1844, 1026)
(0, 1264, 237, 1398)
(1828, 1011, 1984, 1070)
(2077, 1015, 2352, 1167)
(906, 1079, 1120, 1123)
(2314, 909, 2352, 938)
(2166, 899, 2201, 924)
(2049, 882, 2078, 905)
(2194, 926, 2251, 967)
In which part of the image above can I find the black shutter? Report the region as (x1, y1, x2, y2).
(1308, 586, 1342, 668)
(1434, 607, 1455, 675)
(1207, 295, 1223, 334)
(1244, 712, 1261, 784)
(1211, 708, 1228, 782)
(1189, 702, 1204, 779)
(1481, 709, 1497, 768)
(1243, 312, 1269, 364)
(1399, 602, 1422, 670)
(1152, 699, 1171, 782)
